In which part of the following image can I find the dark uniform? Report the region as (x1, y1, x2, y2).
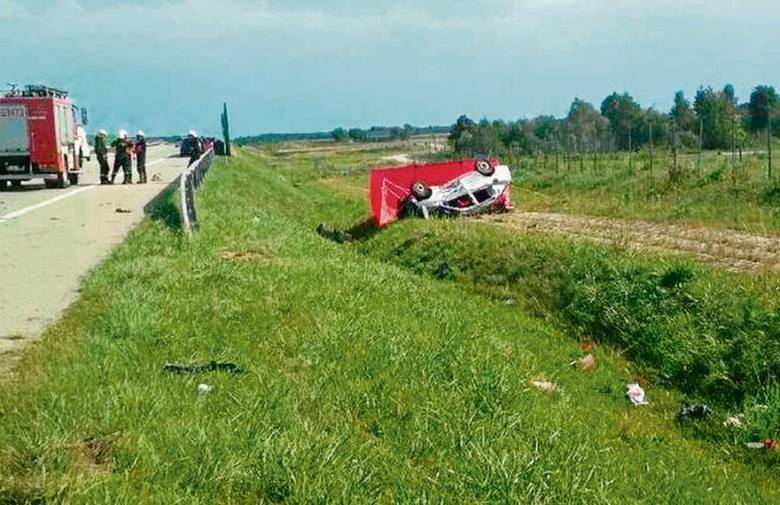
(188, 137, 203, 166)
(135, 136, 147, 184)
(95, 135, 110, 184)
(111, 137, 133, 184)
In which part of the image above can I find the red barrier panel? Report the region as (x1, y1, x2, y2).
(369, 159, 479, 226)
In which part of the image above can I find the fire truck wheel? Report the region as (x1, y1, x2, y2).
(411, 181, 432, 201)
(49, 172, 70, 189)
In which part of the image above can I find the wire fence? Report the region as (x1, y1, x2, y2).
(180, 148, 215, 237)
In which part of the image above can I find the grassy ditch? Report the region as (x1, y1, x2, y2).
(1, 148, 779, 502)
(362, 221, 780, 438)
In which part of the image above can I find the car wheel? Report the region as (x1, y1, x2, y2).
(475, 158, 495, 176)
(11, 180, 22, 188)
(0, 181, 8, 191)
(411, 181, 432, 201)
(68, 173, 79, 186)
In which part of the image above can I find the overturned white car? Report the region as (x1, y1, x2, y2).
(369, 158, 513, 226)
(404, 159, 512, 219)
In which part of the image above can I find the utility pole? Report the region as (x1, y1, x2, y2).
(628, 128, 632, 171)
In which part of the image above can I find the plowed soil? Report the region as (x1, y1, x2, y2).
(480, 211, 780, 273)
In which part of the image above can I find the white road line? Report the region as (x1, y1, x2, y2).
(0, 157, 170, 224)
(0, 185, 96, 223)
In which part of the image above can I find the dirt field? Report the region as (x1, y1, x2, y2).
(480, 211, 780, 273)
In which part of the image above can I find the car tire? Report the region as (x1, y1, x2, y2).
(475, 158, 495, 176)
(411, 181, 432, 201)
(0, 181, 8, 192)
(11, 180, 22, 189)
(68, 173, 79, 186)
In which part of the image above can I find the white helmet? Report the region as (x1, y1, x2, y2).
(118, 129, 128, 139)
(189, 130, 198, 137)
(97, 129, 107, 137)
(136, 130, 145, 138)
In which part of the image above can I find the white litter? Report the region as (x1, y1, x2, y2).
(197, 383, 213, 395)
(531, 380, 557, 394)
(626, 383, 649, 406)
(723, 415, 745, 429)
(746, 442, 766, 449)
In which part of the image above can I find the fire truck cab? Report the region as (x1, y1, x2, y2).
(0, 85, 85, 190)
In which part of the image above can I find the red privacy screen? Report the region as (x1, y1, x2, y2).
(369, 159, 479, 227)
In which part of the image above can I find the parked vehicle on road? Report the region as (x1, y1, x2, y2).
(179, 136, 199, 157)
(0, 85, 87, 190)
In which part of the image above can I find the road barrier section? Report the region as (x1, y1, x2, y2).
(180, 148, 215, 237)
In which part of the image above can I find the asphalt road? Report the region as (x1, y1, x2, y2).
(0, 144, 188, 371)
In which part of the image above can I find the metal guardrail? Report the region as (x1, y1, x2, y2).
(180, 148, 215, 237)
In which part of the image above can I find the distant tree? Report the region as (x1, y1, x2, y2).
(601, 92, 641, 149)
(347, 128, 366, 141)
(694, 87, 733, 149)
(747, 85, 779, 132)
(567, 98, 608, 148)
(331, 127, 348, 142)
(449, 115, 475, 147)
(723, 84, 737, 106)
(670, 91, 696, 132)
(400, 124, 413, 140)
(501, 122, 531, 154)
(529, 115, 559, 141)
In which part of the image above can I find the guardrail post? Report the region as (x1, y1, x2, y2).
(179, 148, 214, 238)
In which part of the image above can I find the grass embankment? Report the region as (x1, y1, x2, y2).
(506, 150, 780, 234)
(1, 147, 779, 502)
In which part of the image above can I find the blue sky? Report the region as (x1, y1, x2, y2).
(1, 0, 778, 137)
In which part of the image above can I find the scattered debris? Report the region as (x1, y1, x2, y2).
(316, 223, 353, 243)
(197, 383, 213, 395)
(626, 383, 649, 406)
(571, 354, 596, 371)
(115, 208, 132, 214)
(678, 402, 710, 420)
(579, 340, 597, 352)
(531, 380, 557, 395)
(503, 298, 515, 306)
(746, 439, 778, 451)
(723, 415, 745, 429)
(162, 361, 242, 374)
(151, 173, 162, 182)
(433, 262, 451, 279)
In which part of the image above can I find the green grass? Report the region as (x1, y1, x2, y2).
(1, 147, 779, 503)
(506, 149, 780, 234)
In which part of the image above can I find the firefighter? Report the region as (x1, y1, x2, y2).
(95, 129, 110, 185)
(188, 130, 203, 166)
(110, 130, 133, 184)
(135, 131, 147, 184)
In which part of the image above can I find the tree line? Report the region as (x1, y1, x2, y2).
(450, 85, 779, 156)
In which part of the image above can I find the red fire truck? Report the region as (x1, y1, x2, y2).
(0, 85, 86, 190)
